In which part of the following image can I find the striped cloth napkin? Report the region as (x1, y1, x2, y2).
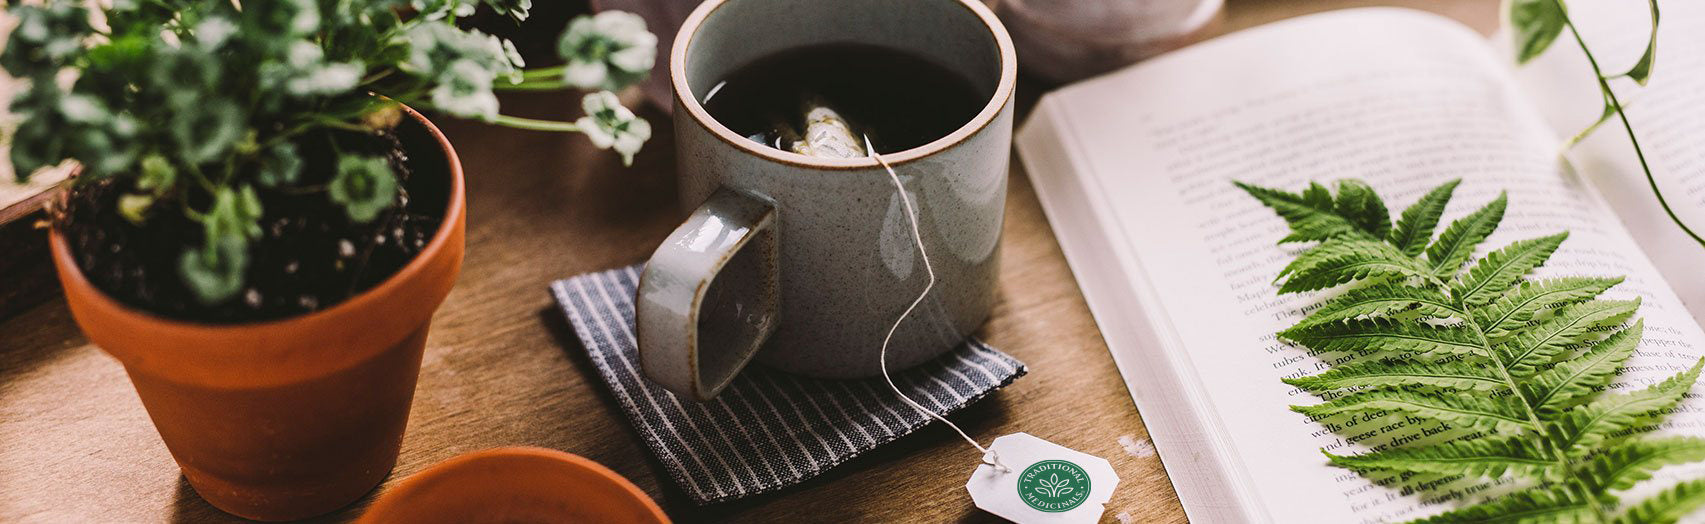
(550, 264, 1027, 504)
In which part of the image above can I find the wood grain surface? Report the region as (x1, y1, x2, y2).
(0, 1, 1496, 522)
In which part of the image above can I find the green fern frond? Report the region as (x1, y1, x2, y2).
(1281, 317, 1486, 360)
(1299, 181, 1335, 208)
(1282, 215, 1364, 244)
(1279, 238, 1378, 279)
(1389, 179, 1461, 256)
(1285, 357, 1503, 393)
(1575, 437, 1705, 493)
(1279, 239, 1439, 294)
(1325, 435, 1552, 479)
(1475, 277, 1625, 339)
(1235, 181, 1372, 243)
(1415, 485, 1596, 523)
(1241, 178, 1705, 523)
(1616, 479, 1705, 524)
(1495, 299, 1640, 377)
(1293, 388, 1530, 433)
(1334, 180, 1393, 239)
(1549, 360, 1704, 456)
(1453, 233, 1569, 307)
(1524, 322, 1643, 414)
(1426, 192, 1507, 278)
(1295, 283, 1462, 328)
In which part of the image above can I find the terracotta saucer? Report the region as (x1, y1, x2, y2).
(358, 447, 670, 523)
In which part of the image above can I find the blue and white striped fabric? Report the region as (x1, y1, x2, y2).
(550, 264, 1027, 504)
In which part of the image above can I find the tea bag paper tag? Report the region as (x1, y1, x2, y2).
(967, 433, 1118, 523)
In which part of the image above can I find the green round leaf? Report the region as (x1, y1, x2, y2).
(169, 97, 246, 165)
(178, 236, 249, 305)
(328, 156, 399, 223)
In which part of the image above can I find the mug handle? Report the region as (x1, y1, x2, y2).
(637, 187, 781, 401)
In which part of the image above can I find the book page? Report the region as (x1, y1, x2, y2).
(1514, 0, 1705, 323)
(1021, 7, 1705, 522)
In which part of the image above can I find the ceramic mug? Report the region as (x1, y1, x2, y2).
(637, 0, 1016, 401)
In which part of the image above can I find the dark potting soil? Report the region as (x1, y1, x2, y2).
(56, 125, 450, 324)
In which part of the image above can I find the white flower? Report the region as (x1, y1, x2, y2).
(271, 0, 321, 36)
(557, 11, 656, 91)
(501, 39, 526, 70)
(482, 33, 522, 83)
(608, 41, 654, 72)
(403, 23, 457, 73)
(575, 91, 650, 165)
(59, 94, 107, 124)
(404, 23, 517, 80)
(562, 60, 608, 88)
(288, 61, 363, 95)
(592, 10, 652, 46)
(194, 17, 237, 49)
(484, 0, 533, 21)
(286, 40, 324, 68)
(412, 0, 477, 20)
(430, 59, 499, 121)
(277, 41, 361, 96)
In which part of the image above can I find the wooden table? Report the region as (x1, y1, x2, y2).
(0, 1, 1495, 521)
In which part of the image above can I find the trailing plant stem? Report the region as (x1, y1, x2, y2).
(183, 162, 217, 194)
(520, 65, 566, 80)
(359, 69, 395, 86)
(494, 80, 568, 91)
(1553, 0, 1705, 250)
(488, 114, 581, 132)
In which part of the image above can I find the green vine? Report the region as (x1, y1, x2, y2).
(1513, 0, 1705, 250)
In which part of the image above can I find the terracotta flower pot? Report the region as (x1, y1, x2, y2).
(49, 106, 466, 522)
(357, 447, 671, 524)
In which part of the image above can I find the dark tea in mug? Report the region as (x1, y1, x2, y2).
(701, 43, 987, 156)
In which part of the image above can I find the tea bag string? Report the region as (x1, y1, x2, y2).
(865, 136, 1013, 474)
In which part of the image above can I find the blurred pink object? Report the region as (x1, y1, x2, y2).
(592, 0, 700, 113)
(993, 0, 1223, 83)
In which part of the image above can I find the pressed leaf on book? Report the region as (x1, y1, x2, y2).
(1240, 178, 1705, 523)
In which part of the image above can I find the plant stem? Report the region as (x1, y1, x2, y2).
(183, 162, 217, 194)
(489, 114, 581, 132)
(178, 195, 205, 221)
(360, 68, 396, 86)
(1554, 0, 1705, 250)
(494, 79, 568, 91)
(1446, 294, 1604, 521)
(317, 118, 372, 133)
(521, 65, 566, 81)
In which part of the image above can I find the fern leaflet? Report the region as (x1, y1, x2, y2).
(1425, 191, 1507, 277)
(1389, 179, 1461, 256)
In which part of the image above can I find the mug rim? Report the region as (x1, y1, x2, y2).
(670, 0, 1017, 170)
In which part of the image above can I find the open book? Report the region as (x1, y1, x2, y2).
(1017, 4, 1705, 522)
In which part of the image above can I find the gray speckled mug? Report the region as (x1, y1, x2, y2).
(636, 0, 1016, 401)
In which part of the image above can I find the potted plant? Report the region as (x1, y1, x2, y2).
(3, 1, 655, 520)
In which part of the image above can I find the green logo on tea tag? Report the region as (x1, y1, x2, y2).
(1016, 459, 1091, 512)
(967, 433, 1118, 522)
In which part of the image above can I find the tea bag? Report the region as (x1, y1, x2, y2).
(757, 99, 869, 158)
(790, 104, 866, 158)
(859, 139, 1118, 524)
(734, 90, 1123, 522)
